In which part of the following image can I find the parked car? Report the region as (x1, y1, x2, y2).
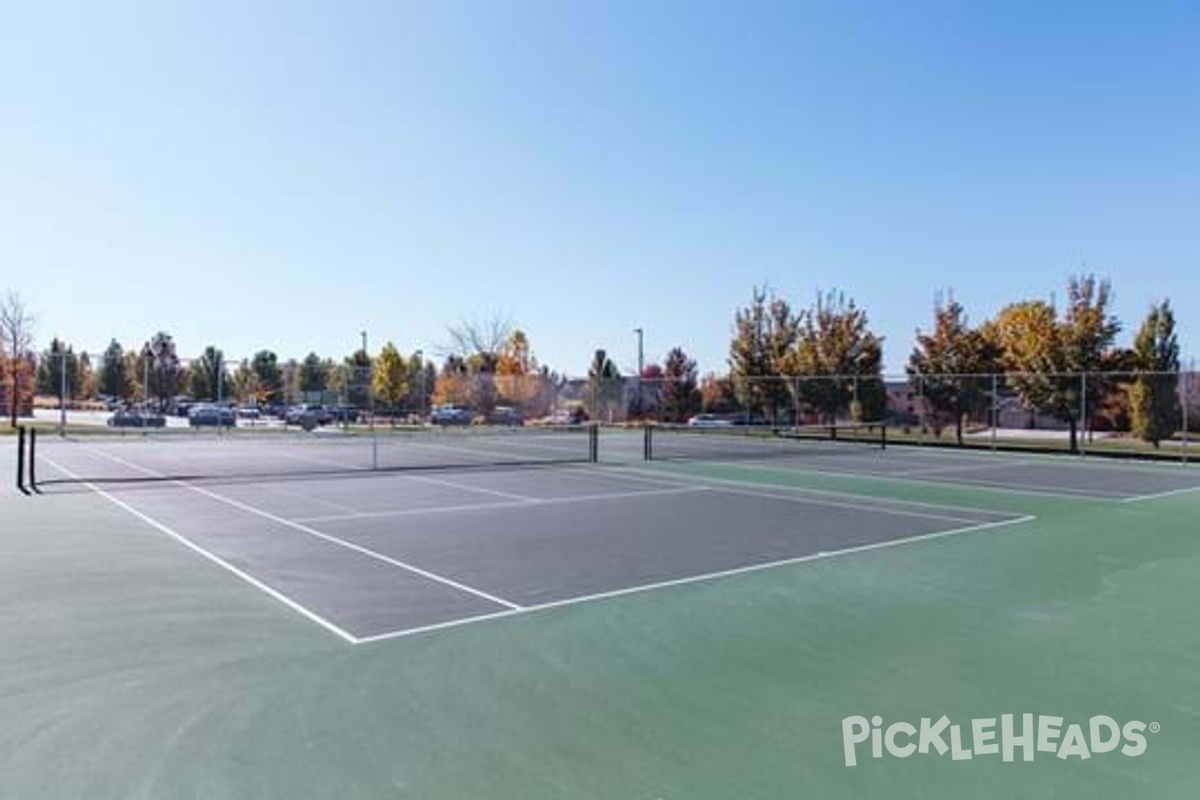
(188, 404, 236, 427)
(326, 405, 359, 424)
(237, 405, 261, 420)
(108, 410, 167, 428)
(485, 406, 523, 426)
(429, 405, 473, 426)
(687, 413, 734, 428)
(285, 403, 330, 427)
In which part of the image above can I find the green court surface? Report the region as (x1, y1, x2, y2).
(2, 437, 1199, 799)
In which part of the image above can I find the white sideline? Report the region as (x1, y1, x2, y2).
(79, 446, 523, 611)
(1120, 485, 1200, 503)
(356, 514, 1039, 644)
(38, 455, 359, 644)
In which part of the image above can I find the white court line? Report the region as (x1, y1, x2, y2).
(886, 441, 1198, 475)
(400, 473, 540, 503)
(38, 455, 359, 644)
(667, 459, 1120, 501)
(292, 485, 711, 524)
(355, 514, 1039, 645)
(81, 446, 523, 612)
(883, 460, 1034, 478)
(594, 464, 1017, 522)
(1120, 485, 1200, 504)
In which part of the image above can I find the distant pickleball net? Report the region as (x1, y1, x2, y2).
(643, 421, 886, 462)
(24, 424, 599, 489)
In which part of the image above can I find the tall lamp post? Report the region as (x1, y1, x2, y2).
(633, 327, 644, 420)
(414, 349, 425, 421)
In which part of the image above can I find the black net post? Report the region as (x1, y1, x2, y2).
(28, 428, 37, 492)
(16, 427, 28, 495)
(644, 425, 653, 461)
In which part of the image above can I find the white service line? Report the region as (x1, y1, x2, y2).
(355, 513, 1039, 645)
(38, 455, 359, 644)
(399, 472, 540, 503)
(883, 460, 1033, 478)
(684, 459, 1119, 501)
(291, 485, 711, 524)
(597, 464, 1018, 519)
(1120, 485, 1200, 504)
(81, 446, 524, 612)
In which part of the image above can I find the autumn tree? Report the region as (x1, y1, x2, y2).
(496, 330, 540, 414)
(786, 291, 884, 424)
(372, 342, 410, 413)
(229, 361, 264, 405)
(432, 356, 471, 407)
(728, 286, 799, 422)
(76, 352, 96, 399)
(907, 294, 999, 444)
(659, 347, 700, 423)
(990, 276, 1120, 453)
(1129, 300, 1179, 446)
(700, 373, 738, 414)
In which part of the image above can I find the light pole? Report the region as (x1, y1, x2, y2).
(142, 344, 152, 411)
(414, 349, 425, 420)
(633, 327, 644, 420)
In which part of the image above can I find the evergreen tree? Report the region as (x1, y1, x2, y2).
(660, 347, 700, 423)
(1129, 300, 1179, 446)
(97, 340, 129, 399)
(250, 350, 283, 402)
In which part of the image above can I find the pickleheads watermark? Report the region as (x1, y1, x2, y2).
(842, 715, 1159, 767)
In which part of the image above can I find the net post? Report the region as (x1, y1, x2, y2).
(1182, 369, 1190, 465)
(880, 422, 887, 451)
(589, 423, 599, 463)
(643, 424, 652, 461)
(16, 427, 28, 495)
(28, 427, 37, 492)
(991, 373, 998, 453)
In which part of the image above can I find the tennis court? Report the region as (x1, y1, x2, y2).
(4, 424, 1200, 797)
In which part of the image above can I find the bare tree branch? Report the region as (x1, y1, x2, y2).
(0, 290, 37, 426)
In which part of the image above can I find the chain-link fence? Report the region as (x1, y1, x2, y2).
(607, 371, 1192, 462)
(20, 351, 1199, 463)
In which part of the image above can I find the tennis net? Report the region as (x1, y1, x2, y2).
(25, 424, 598, 490)
(643, 421, 886, 462)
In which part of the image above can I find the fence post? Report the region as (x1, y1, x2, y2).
(1183, 369, 1190, 465)
(991, 373, 998, 453)
(917, 373, 925, 446)
(1079, 372, 1087, 457)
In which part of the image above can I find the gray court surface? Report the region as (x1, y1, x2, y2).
(21, 429, 1200, 643)
(27, 444, 1020, 643)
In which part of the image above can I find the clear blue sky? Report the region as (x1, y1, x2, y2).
(2, 1, 1197, 376)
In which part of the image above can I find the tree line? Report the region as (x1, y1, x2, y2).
(3, 277, 1193, 447)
